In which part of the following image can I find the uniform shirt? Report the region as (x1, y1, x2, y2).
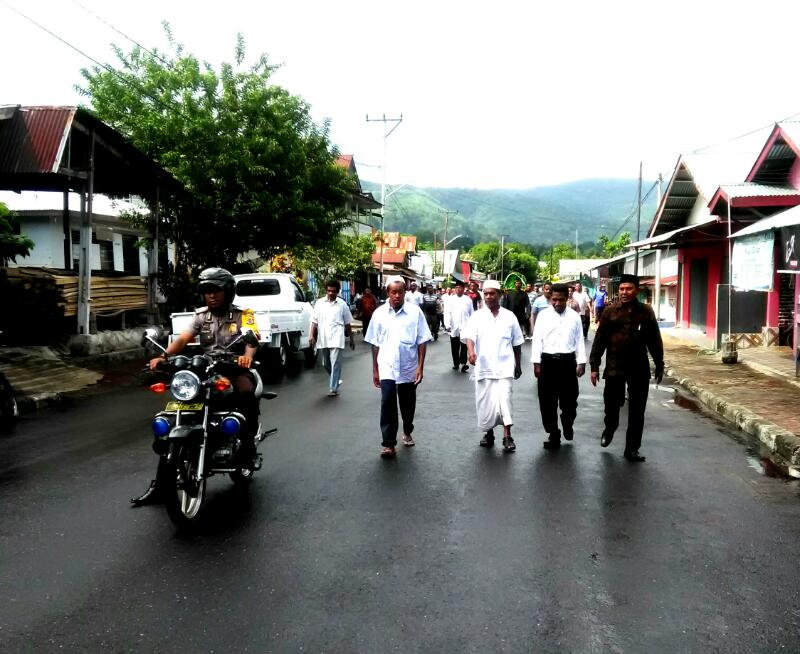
(311, 296, 353, 349)
(365, 302, 432, 382)
(589, 299, 664, 378)
(572, 290, 590, 315)
(190, 304, 257, 351)
(461, 306, 525, 380)
(530, 306, 587, 364)
(444, 293, 474, 337)
(405, 290, 424, 307)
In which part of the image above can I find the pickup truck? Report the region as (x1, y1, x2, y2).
(170, 272, 315, 382)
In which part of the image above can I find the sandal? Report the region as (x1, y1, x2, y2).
(479, 429, 495, 448)
(402, 434, 415, 447)
(380, 447, 396, 459)
(502, 435, 516, 452)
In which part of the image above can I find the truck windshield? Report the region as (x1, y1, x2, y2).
(236, 279, 281, 296)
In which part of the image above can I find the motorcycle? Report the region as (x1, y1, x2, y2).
(143, 328, 277, 528)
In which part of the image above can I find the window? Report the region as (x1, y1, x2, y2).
(291, 280, 305, 302)
(235, 278, 281, 296)
(122, 234, 140, 274)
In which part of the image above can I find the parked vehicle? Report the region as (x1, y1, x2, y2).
(170, 273, 315, 383)
(143, 328, 277, 529)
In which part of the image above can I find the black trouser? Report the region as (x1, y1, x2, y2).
(362, 314, 372, 338)
(581, 314, 590, 338)
(602, 375, 649, 452)
(594, 306, 604, 324)
(425, 311, 439, 338)
(537, 353, 578, 439)
(450, 335, 467, 367)
(230, 371, 259, 457)
(380, 380, 417, 447)
(438, 314, 445, 329)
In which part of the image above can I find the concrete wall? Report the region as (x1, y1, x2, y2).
(14, 215, 65, 268)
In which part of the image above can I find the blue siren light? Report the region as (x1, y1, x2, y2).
(220, 416, 241, 436)
(152, 416, 171, 437)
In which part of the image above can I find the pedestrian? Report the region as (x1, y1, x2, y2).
(310, 279, 355, 397)
(593, 283, 607, 323)
(506, 279, 531, 338)
(467, 281, 484, 311)
(405, 281, 424, 308)
(463, 280, 525, 452)
(436, 287, 446, 331)
(421, 283, 441, 341)
(444, 279, 474, 372)
(365, 276, 432, 459)
(572, 282, 591, 338)
(531, 283, 586, 450)
(358, 287, 377, 339)
(567, 284, 581, 313)
(525, 282, 537, 338)
(589, 274, 664, 462)
(530, 282, 552, 333)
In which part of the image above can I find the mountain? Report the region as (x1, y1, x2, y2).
(361, 179, 657, 247)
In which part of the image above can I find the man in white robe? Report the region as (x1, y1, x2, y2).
(462, 280, 525, 452)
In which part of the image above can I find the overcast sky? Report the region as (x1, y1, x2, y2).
(1, 0, 797, 189)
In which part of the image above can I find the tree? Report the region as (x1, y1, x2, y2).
(540, 242, 576, 281)
(78, 27, 352, 269)
(0, 202, 34, 266)
(291, 233, 375, 294)
(466, 242, 539, 283)
(597, 232, 631, 258)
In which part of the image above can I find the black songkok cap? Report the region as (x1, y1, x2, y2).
(619, 274, 640, 286)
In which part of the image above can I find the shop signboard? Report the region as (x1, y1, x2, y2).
(731, 232, 774, 291)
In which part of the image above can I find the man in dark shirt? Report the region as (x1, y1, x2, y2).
(505, 279, 531, 335)
(589, 274, 664, 462)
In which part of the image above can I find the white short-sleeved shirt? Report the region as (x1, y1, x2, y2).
(405, 290, 424, 307)
(311, 297, 352, 349)
(461, 306, 525, 380)
(365, 302, 432, 382)
(572, 290, 590, 315)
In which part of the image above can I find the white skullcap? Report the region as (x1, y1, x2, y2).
(384, 275, 406, 288)
(483, 280, 502, 290)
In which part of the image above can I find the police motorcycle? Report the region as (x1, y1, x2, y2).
(143, 327, 277, 528)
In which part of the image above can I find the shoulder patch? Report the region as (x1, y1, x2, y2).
(195, 306, 209, 314)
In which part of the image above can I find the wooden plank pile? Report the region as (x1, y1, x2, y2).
(5, 267, 147, 316)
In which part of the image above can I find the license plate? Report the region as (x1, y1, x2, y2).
(164, 402, 204, 411)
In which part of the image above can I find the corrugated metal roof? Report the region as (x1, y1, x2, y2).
(0, 106, 74, 175)
(718, 183, 800, 198)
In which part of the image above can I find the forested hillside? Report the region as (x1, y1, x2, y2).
(362, 179, 657, 247)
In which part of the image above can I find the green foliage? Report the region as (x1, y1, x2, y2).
(598, 232, 631, 258)
(539, 242, 577, 281)
(0, 202, 34, 266)
(467, 242, 539, 283)
(292, 233, 375, 292)
(78, 26, 351, 269)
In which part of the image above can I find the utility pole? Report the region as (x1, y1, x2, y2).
(366, 113, 403, 287)
(500, 234, 505, 282)
(634, 161, 642, 276)
(439, 208, 458, 279)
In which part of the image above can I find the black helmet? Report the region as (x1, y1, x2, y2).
(198, 267, 235, 302)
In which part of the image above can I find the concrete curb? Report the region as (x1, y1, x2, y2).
(667, 366, 800, 478)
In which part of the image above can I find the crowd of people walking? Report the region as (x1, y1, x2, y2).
(316, 274, 664, 463)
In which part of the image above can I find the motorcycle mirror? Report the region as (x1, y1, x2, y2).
(142, 327, 167, 354)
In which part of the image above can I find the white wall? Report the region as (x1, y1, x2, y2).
(12, 215, 65, 268)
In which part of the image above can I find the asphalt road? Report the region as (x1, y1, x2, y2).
(1, 335, 800, 653)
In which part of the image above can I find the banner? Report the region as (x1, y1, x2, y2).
(732, 233, 774, 291)
(779, 225, 800, 273)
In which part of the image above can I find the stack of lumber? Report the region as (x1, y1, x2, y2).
(5, 267, 147, 316)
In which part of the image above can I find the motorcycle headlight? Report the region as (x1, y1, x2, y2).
(170, 370, 201, 401)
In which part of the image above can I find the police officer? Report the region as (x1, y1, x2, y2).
(131, 267, 260, 506)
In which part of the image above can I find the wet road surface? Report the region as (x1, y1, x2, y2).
(1, 337, 800, 653)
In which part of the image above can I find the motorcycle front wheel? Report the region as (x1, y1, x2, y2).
(164, 447, 206, 529)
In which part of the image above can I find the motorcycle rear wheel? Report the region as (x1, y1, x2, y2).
(164, 450, 206, 529)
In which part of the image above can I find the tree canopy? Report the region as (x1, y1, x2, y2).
(78, 27, 352, 268)
(0, 202, 34, 266)
(290, 233, 376, 293)
(466, 242, 539, 283)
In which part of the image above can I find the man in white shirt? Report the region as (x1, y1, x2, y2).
(405, 281, 424, 308)
(365, 276, 432, 459)
(444, 280, 474, 372)
(310, 279, 354, 397)
(530, 283, 587, 450)
(463, 280, 525, 452)
(572, 282, 591, 338)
